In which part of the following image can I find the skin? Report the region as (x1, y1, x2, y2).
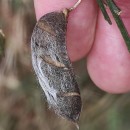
(34, 0, 130, 93)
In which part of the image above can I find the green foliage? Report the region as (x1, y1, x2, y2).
(10, 0, 24, 13)
(0, 33, 5, 57)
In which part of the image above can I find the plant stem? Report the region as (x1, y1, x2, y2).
(106, 0, 130, 51)
(96, 0, 112, 24)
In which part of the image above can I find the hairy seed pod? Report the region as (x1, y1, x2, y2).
(31, 9, 82, 123)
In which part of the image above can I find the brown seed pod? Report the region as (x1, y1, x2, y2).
(31, 1, 82, 124)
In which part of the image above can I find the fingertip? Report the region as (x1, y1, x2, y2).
(87, 6, 130, 93)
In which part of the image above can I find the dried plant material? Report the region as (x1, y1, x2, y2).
(0, 9, 27, 89)
(2, 10, 26, 71)
(0, 74, 20, 89)
(0, 29, 5, 37)
(31, 9, 82, 124)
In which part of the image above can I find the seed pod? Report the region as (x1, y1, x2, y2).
(31, 9, 81, 123)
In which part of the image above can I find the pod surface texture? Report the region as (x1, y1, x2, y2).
(31, 11, 81, 122)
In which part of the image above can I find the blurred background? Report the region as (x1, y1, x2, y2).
(0, 0, 130, 130)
